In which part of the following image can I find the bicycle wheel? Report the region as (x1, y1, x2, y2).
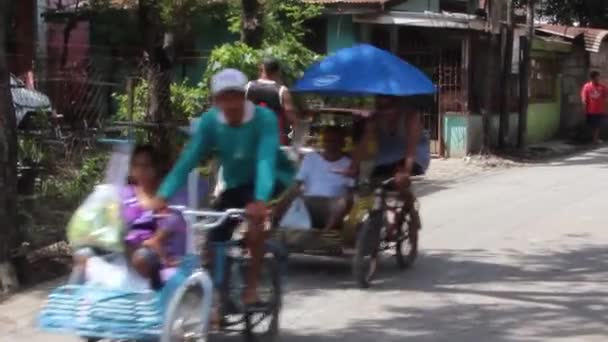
(352, 212, 382, 288)
(243, 256, 281, 342)
(164, 282, 209, 342)
(396, 209, 419, 269)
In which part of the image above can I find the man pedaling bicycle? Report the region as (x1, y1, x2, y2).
(149, 69, 295, 305)
(342, 95, 429, 237)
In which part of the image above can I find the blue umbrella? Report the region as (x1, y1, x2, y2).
(293, 44, 436, 96)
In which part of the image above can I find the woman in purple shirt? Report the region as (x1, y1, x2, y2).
(122, 145, 187, 289)
(69, 145, 189, 290)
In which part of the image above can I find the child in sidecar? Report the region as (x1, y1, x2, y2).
(70, 145, 189, 290)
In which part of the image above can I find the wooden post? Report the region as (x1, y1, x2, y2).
(462, 33, 471, 153)
(481, 0, 504, 153)
(518, 0, 534, 149)
(482, 33, 499, 153)
(389, 26, 398, 54)
(438, 52, 445, 157)
(498, 0, 514, 148)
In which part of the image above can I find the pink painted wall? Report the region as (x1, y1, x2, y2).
(45, 0, 91, 117)
(8, 0, 35, 87)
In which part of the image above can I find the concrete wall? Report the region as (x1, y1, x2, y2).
(453, 102, 559, 156)
(589, 41, 608, 73)
(560, 44, 588, 135)
(444, 113, 518, 157)
(464, 113, 519, 155)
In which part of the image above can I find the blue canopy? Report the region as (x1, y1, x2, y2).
(293, 44, 436, 96)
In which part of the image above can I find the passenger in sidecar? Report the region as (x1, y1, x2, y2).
(70, 145, 188, 290)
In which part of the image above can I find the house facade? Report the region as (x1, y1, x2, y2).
(12, 1, 604, 153)
(310, 1, 604, 156)
(308, 0, 494, 156)
(536, 25, 608, 139)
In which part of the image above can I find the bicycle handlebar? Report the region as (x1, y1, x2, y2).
(167, 206, 246, 231)
(381, 177, 395, 187)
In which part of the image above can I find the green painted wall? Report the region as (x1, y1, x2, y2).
(327, 15, 356, 53)
(90, 13, 236, 87)
(177, 16, 237, 85)
(532, 38, 572, 54)
(527, 103, 560, 144)
(526, 83, 561, 144)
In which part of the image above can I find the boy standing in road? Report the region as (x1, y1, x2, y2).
(581, 71, 607, 144)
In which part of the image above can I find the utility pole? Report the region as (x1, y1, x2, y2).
(518, 0, 534, 149)
(498, 0, 514, 149)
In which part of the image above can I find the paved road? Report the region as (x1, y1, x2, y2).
(3, 147, 608, 342)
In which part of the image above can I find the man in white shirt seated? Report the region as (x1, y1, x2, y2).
(287, 127, 355, 232)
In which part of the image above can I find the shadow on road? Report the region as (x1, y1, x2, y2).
(544, 146, 608, 168)
(276, 243, 608, 341)
(513, 145, 608, 168)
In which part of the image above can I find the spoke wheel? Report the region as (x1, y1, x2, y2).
(167, 284, 207, 342)
(396, 210, 419, 269)
(353, 213, 382, 288)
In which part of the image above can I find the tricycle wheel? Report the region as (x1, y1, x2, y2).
(352, 212, 382, 288)
(396, 210, 419, 269)
(243, 256, 281, 342)
(164, 282, 208, 342)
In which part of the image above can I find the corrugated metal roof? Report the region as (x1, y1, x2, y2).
(354, 11, 485, 31)
(537, 24, 608, 53)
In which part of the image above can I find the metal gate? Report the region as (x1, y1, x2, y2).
(393, 28, 466, 155)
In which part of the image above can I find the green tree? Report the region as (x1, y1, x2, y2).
(534, 0, 608, 27)
(204, 0, 322, 92)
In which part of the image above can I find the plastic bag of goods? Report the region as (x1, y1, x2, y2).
(67, 184, 126, 253)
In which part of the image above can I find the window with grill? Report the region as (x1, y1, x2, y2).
(530, 57, 558, 102)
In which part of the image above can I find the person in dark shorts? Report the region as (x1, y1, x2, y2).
(341, 96, 428, 238)
(349, 96, 430, 182)
(581, 70, 607, 144)
(246, 57, 296, 145)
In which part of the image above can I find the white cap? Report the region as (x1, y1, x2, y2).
(211, 69, 248, 95)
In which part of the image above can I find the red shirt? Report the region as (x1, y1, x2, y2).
(581, 81, 607, 114)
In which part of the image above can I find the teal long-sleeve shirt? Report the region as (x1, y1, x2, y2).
(158, 104, 295, 202)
